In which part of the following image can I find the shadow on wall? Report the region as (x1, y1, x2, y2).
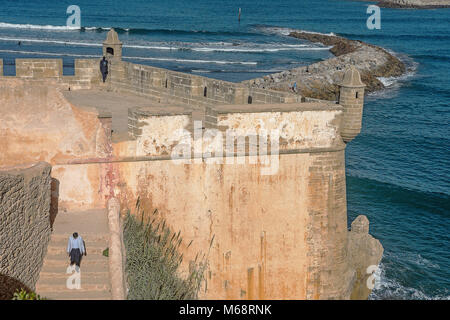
(0, 274, 32, 300)
(50, 178, 59, 230)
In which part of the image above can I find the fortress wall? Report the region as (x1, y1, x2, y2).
(305, 151, 355, 299)
(114, 104, 344, 159)
(248, 87, 300, 104)
(113, 148, 355, 299)
(0, 79, 112, 210)
(62, 59, 102, 90)
(110, 105, 348, 299)
(0, 162, 52, 299)
(109, 61, 299, 108)
(115, 153, 313, 299)
(0, 58, 101, 89)
(15, 59, 62, 79)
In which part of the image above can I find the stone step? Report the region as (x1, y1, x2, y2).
(49, 234, 109, 243)
(35, 208, 112, 300)
(38, 290, 112, 300)
(36, 283, 110, 294)
(38, 272, 110, 285)
(42, 258, 108, 269)
(43, 253, 108, 262)
(46, 244, 107, 256)
(40, 263, 109, 274)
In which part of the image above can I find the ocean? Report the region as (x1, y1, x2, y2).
(0, 0, 448, 300)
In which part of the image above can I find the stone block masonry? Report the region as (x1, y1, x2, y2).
(0, 162, 52, 299)
(15, 59, 63, 79)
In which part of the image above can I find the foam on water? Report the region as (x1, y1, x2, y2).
(370, 262, 449, 300)
(0, 22, 81, 31)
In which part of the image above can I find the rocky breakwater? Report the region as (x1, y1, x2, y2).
(376, 0, 450, 9)
(243, 31, 406, 101)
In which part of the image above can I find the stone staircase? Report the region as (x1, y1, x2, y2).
(35, 209, 112, 300)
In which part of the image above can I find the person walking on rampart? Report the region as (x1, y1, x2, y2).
(67, 232, 86, 267)
(100, 56, 109, 83)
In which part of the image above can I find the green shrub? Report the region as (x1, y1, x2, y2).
(102, 247, 109, 257)
(12, 289, 45, 300)
(123, 199, 212, 300)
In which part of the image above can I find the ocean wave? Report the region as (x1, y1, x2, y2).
(124, 56, 257, 65)
(191, 45, 329, 53)
(192, 68, 285, 74)
(0, 48, 257, 65)
(0, 49, 100, 58)
(0, 36, 102, 47)
(0, 22, 81, 31)
(254, 25, 336, 37)
(0, 36, 329, 53)
(0, 22, 256, 36)
(346, 174, 450, 202)
(339, 33, 450, 41)
(369, 262, 449, 300)
(369, 51, 418, 97)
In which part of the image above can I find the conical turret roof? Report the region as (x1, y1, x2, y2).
(339, 66, 365, 88)
(104, 28, 122, 45)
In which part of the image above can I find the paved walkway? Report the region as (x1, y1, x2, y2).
(63, 89, 187, 142)
(35, 209, 111, 300)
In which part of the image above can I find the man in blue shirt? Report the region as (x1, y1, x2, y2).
(67, 232, 86, 267)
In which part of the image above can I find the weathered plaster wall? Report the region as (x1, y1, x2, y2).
(115, 153, 312, 299)
(0, 79, 111, 210)
(111, 105, 373, 299)
(0, 162, 52, 299)
(113, 147, 370, 299)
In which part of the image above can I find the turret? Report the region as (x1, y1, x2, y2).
(103, 28, 122, 61)
(338, 66, 365, 143)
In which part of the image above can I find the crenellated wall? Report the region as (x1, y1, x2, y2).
(0, 58, 101, 90)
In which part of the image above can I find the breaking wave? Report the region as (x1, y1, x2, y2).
(253, 25, 336, 37)
(369, 262, 449, 300)
(0, 49, 257, 65)
(0, 22, 81, 31)
(371, 51, 418, 98)
(0, 22, 255, 36)
(0, 36, 328, 53)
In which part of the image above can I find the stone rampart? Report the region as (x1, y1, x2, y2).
(0, 162, 52, 299)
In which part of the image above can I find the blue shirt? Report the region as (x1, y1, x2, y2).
(67, 236, 85, 255)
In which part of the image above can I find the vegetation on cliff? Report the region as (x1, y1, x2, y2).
(123, 201, 210, 300)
